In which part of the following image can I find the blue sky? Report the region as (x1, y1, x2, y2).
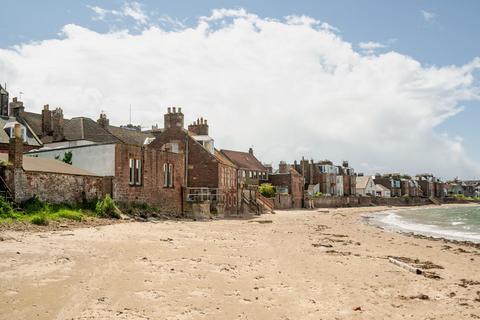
(0, 1, 479, 178)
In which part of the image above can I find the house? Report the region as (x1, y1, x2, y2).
(356, 175, 376, 196)
(415, 174, 435, 198)
(268, 161, 304, 209)
(374, 174, 402, 197)
(338, 161, 356, 196)
(220, 148, 273, 213)
(1, 124, 105, 204)
(220, 148, 268, 186)
(148, 108, 239, 215)
(463, 180, 480, 198)
(375, 184, 391, 197)
(0, 89, 43, 152)
(20, 103, 153, 148)
(293, 158, 335, 196)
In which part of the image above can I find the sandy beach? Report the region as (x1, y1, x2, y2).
(1, 206, 480, 320)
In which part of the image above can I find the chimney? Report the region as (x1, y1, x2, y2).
(249, 147, 253, 155)
(97, 111, 110, 129)
(52, 108, 64, 141)
(187, 117, 209, 136)
(8, 123, 23, 169)
(279, 161, 288, 174)
(0, 84, 8, 117)
(164, 107, 184, 130)
(41, 104, 52, 136)
(9, 97, 25, 117)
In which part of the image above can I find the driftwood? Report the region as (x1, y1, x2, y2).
(388, 257, 422, 275)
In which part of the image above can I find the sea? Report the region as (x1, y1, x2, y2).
(367, 206, 480, 243)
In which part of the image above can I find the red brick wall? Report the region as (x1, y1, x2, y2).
(113, 144, 185, 214)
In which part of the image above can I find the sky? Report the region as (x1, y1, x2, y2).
(0, 1, 479, 179)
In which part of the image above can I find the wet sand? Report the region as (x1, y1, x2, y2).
(1, 206, 480, 319)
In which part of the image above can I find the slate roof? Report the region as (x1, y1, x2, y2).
(220, 149, 266, 172)
(21, 111, 153, 147)
(0, 153, 99, 176)
(108, 125, 154, 146)
(0, 116, 42, 147)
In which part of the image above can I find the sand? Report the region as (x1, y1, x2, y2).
(1, 206, 480, 319)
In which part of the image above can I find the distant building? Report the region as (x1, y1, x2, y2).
(374, 184, 391, 197)
(356, 175, 375, 196)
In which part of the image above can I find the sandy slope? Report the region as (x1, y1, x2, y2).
(1, 207, 479, 320)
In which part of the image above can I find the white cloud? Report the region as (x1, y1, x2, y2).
(1, 9, 480, 178)
(358, 41, 387, 54)
(421, 10, 436, 22)
(87, 2, 148, 25)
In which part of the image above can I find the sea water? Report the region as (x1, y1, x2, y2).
(369, 206, 480, 243)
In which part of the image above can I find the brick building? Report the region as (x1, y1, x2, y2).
(148, 108, 239, 214)
(292, 158, 356, 196)
(374, 174, 402, 197)
(268, 161, 304, 208)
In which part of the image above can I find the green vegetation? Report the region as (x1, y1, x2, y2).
(259, 183, 276, 198)
(452, 194, 480, 201)
(54, 151, 73, 165)
(314, 192, 323, 198)
(95, 194, 121, 219)
(0, 194, 122, 226)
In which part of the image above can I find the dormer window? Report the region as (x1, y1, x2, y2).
(4, 124, 27, 142)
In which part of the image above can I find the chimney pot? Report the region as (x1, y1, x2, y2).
(167, 107, 171, 113)
(172, 107, 176, 113)
(249, 147, 253, 155)
(13, 97, 17, 102)
(44, 104, 49, 110)
(178, 107, 182, 113)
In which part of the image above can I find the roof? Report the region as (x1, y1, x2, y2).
(214, 149, 237, 168)
(63, 118, 120, 143)
(356, 176, 373, 189)
(0, 153, 99, 176)
(375, 184, 390, 192)
(22, 110, 153, 147)
(0, 116, 42, 146)
(107, 125, 153, 146)
(220, 149, 266, 172)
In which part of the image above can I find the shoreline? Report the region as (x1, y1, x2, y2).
(361, 203, 480, 246)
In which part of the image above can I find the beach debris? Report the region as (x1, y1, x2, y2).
(326, 250, 351, 256)
(353, 306, 362, 311)
(389, 257, 443, 279)
(458, 279, 480, 288)
(317, 210, 329, 213)
(388, 256, 444, 278)
(312, 243, 333, 248)
(248, 220, 273, 224)
(159, 238, 173, 242)
(389, 257, 423, 275)
(400, 294, 430, 300)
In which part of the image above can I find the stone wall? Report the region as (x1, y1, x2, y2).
(7, 169, 104, 204)
(311, 196, 433, 208)
(273, 194, 293, 210)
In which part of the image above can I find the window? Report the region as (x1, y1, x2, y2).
(5, 125, 27, 142)
(129, 159, 142, 186)
(135, 159, 142, 185)
(164, 163, 174, 188)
